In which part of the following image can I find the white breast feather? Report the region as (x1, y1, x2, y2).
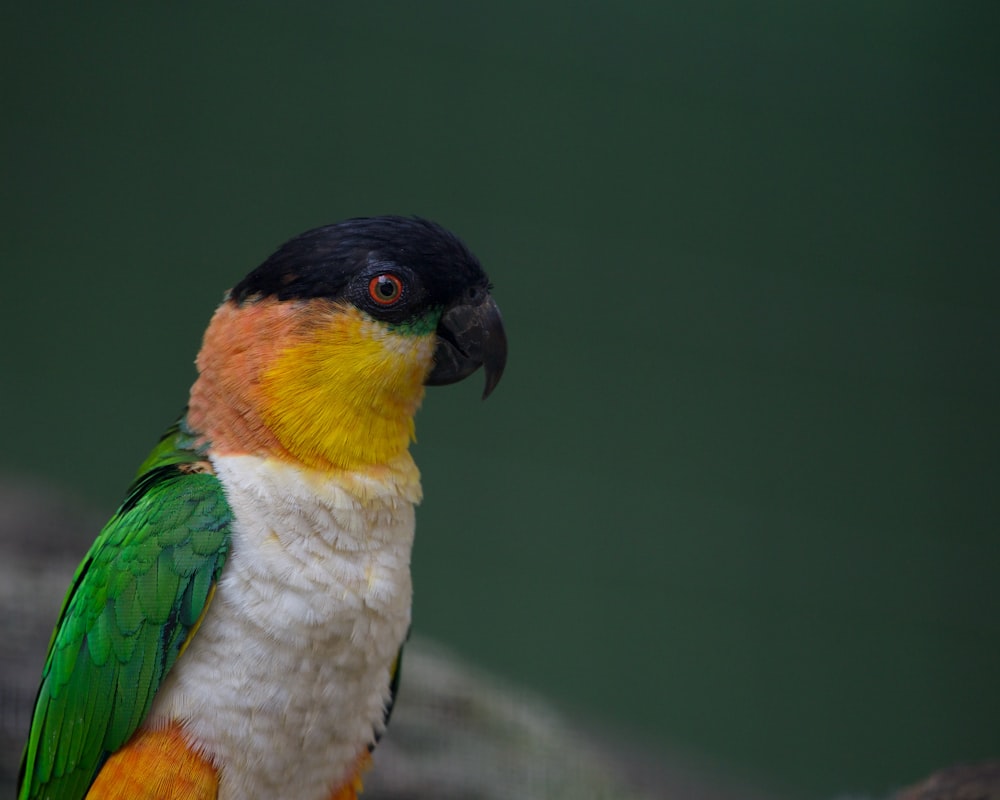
(147, 453, 419, 800)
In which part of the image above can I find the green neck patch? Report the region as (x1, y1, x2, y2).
(386, 306, 442, 337)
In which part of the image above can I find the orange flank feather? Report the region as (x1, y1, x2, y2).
(188, 297, 435, 473)
(328, 751, 373, 800)
(86, 724, 217, 800)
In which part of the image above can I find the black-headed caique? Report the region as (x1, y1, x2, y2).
(18, 216, 507, 800)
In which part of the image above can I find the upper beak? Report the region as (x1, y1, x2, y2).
(426, 292, 507, 398)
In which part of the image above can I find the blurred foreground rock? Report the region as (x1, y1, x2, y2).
(892, 761, 1000, 800)
(1, 476, 771, 800)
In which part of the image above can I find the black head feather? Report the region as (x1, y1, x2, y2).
(230, 216, 490, 325)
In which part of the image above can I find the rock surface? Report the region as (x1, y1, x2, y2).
(892, 761, 1000, 800)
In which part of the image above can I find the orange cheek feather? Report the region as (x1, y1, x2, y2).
(188, 298, 304, 462)
(86, 724, 217, 800)
(189, 297, 434, 473)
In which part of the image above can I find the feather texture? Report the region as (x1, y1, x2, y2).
(18, 425, 232, 800)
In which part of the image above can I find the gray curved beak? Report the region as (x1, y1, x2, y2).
(426, 293, 507, 399)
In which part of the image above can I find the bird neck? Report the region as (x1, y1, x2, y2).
(187, 298, 435, 476)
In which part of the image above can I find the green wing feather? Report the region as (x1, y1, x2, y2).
(374, 632, 407, 751)
(17, 421, 232, 800)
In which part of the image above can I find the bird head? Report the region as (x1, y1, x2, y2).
(187, 216, 506, 473)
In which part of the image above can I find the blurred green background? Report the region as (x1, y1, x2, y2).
(2, 3, 998, 798)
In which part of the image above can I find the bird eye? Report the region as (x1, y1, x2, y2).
(368, 273, 403, 305)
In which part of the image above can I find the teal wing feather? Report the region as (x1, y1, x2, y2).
(17, 421, 232, 800)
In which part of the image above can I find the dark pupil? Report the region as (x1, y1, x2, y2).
(377, 277, 396, 298)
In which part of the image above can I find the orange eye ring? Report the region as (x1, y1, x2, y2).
(368, 273, 403, 305)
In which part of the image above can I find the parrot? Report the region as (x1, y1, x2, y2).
(17, 216, 507, 800)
